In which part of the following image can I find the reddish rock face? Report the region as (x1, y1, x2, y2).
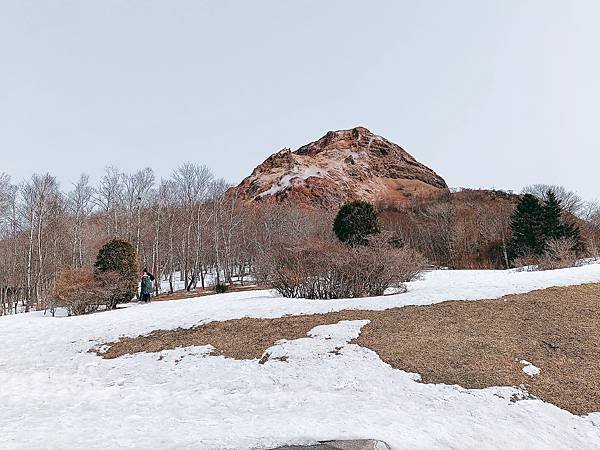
(233, 127, 448, 209)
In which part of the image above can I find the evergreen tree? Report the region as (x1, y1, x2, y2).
(333, 200, 380, 246)
(94, 239, 138, 306)
(510, 191, 585, 262)
(509, 194, 545, 258)
(541, 190, 563, 240)
(542, 190, 584, 254)
(562, 219, 584, 254)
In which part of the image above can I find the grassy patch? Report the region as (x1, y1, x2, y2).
(96, 283, 600, 415)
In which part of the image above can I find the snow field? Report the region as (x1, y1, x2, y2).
(1, 264, 600, 449)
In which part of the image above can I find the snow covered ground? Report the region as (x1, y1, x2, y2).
(158, 271, 188, 293)
(157, 271, 251, 294)
(1, 265, 600, 449)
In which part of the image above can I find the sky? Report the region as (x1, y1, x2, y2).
(0, 1, 598, 200)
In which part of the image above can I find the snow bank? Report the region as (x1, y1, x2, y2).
(1, 264, 599, 449)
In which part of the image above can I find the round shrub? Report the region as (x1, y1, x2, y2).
(94, 238, 138, 307)
(333, 200, 380, 246)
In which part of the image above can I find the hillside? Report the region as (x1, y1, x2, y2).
(234, 127, 448, 208)
(3, 265, 600, 448)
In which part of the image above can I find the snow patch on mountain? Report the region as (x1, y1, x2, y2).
(258, 165, 324, 197)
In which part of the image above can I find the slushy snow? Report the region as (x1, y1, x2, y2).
(1, 264, 600, 449)
(520, 360, 542, 378)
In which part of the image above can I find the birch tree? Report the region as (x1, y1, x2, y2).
(67, 174, 94, 268)
(94, 167, 123, 237)
(20, 174, 63, 310)
(171, 163, 214, 290)
(122, 168, 155, 254)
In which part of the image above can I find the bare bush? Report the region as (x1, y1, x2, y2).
(96, 271, 133, 310)
(53, 269, 103, 316)
(53, 269, 131, 315)
(265, 237, 425, 299)
(380, 189, 515, 269)
(514, 238, 578, 271)
(539, 238, 579, 270)
(248, 205, 334, 286)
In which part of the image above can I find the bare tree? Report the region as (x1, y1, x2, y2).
(171, 163, 214, 290)
(0, 173, 11, 218)
(149, 179, 177, 293)
(67, 174, 94, 268)
(122, 168, 155, 256)
(94, 167, 124, 237)
(0, 173, 17, 314)
(522, 184, 583, 216)
(20, 174, 64, 311)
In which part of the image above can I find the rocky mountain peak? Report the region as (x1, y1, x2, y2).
(233, 127, 448, 208)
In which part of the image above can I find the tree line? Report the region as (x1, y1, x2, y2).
(379, 186, 598, 270)
(1, 162, 598, 315)
(0, 164, 287, 314)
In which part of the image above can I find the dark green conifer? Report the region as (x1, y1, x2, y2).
(509, 194, 545, 258)
(333, 201, 380, 246)
(94, 238, 138, 306)
(541, 190, 563, 240)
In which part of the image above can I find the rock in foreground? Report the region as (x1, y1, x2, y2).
(271, 439, 391, 450)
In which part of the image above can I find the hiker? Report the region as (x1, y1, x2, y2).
(140, 269, 154, 303)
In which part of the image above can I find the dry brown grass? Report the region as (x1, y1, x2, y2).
(357, 283, 600, 415)
(96, 283, 600, 415)
(99, 311, 368, 360)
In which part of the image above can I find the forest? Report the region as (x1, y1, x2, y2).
(1, 163, 599, 315)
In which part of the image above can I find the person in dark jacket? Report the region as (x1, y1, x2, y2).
(140, 269, 154, 303)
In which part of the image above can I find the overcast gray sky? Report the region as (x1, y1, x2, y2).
(1, 1, 598, 199)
